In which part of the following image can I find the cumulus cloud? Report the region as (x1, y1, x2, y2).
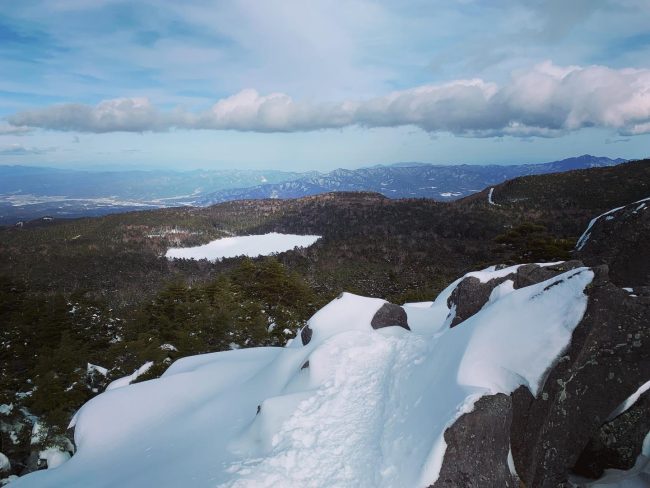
(8, 62, 650, 137)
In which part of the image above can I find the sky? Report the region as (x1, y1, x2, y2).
(0, 0, 649, 171)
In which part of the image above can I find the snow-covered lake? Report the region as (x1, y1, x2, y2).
(165, 232, 321, 261)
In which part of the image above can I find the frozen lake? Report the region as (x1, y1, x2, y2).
(165, 232, 321, 262)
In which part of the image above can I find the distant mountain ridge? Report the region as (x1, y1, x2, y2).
(197, 155, 627, 204)
(0, 155, 629, 224)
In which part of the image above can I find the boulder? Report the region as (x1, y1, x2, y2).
(370, 303, 410, 330)
(431, 394, 518, 487)
(446, 276, 508, 327)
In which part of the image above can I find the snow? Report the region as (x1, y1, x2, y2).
(607, 380, 650, 421)
(165, 233, 321, 262)
(12, 264, 595, 488)
(86, 364, 108, 377)
(0, 452, 9, 472)
(488, 187, 499, 205)
(30, 422, 45, 445)
(576, 197, 650, 250)
(1, 476, 19, 486)
(0, 404, 13, 415)
(105, 361, 154, 391)
(38, 449, 70, 470)
(571, 432, 650, 487)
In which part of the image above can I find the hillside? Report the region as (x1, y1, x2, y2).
(0, 160, 649, 485)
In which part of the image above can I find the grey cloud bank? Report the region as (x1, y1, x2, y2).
(8, 62, 650, 138)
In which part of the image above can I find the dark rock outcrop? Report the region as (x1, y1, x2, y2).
(509, 266, 650, 487)
(300, 325, 313, 345)
(573, 390, 650, 478)
(370, 303, 410, 330)
(576, 197, 650, 287)
(436, 256, 649, 488)
(446, 276, 506, 327)
(431, 394, 518, 488)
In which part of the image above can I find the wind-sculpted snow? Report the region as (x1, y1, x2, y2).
(13, 265, 595, 488)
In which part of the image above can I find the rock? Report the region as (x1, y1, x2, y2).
(576, 198, 650, 287)
(300, 325, 313, 345)
(446, 261, 584, 328)
(446, 276, 507, 327)
(370, 303, 410, 330)
(513, 261, 584, 289)
(573, 390, 650, 478)
(509, 266, 650, 487)
(431, 394, 518, 488)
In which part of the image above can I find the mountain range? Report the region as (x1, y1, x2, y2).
(197, 154, 627, 204)
(0, 155, 627, 225)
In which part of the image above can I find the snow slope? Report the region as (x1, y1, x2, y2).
(13, 265, 598, 488)
(165, 233, 321, 261)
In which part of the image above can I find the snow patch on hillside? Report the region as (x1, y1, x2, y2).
(13, 265, 595, 488)
(165, 233, 321, 262)
(576, 197, 650, 250)
(488, 187, 498, 205)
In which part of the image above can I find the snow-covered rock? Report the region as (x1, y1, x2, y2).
(9, 262, 649, 488)
(38, 449, 70, 470)
(104, 361, 154, 391)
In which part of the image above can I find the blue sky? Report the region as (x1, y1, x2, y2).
(0, 0, 649, 170)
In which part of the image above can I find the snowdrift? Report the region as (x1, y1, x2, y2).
(11, 264, 647, 487)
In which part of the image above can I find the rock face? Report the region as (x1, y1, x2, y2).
(577, 197, 650, 286)
(431, 394, 518, 488)
(437, 259, 649, 487)
(510, 266, 650, 487)
(573, 390, 650, 478)
(370, 303, 410, 330)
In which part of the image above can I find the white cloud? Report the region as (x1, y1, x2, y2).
(8, 62, 650, 137)
(0, 144, 56, 155)
(0, 124, 31, 136)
